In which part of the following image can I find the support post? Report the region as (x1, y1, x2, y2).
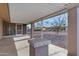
(31, 22, 34, 38)
(68, 7, 77, 56)
(0, 19, 3, 39)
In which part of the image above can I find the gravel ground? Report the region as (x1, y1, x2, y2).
(32, 31, 68, 49)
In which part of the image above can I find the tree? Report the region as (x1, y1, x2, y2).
(51, 13, 67, 35)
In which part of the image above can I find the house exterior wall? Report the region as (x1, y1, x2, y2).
(3, 21, 16, 36)
(0, 3, 10, 22)
(3, 21, 27, 36)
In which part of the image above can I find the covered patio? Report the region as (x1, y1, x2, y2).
(0, 3, 79, 56)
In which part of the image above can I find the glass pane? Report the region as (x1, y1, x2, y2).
(17, 25, 22, 34)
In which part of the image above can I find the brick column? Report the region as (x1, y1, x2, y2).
(68, 7, 78, 56)
(0, 19, 3, 39)
(31, 22, 35, 38)
(76, 7, 79, 56)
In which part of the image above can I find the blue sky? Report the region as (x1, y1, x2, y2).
(35, 13, 68, 27)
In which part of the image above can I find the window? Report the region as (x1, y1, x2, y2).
(16, 24, 22, 34)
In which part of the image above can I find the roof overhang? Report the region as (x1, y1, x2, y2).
(8, 3, 79, 24)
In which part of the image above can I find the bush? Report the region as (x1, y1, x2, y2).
(34, 27, 42, 31)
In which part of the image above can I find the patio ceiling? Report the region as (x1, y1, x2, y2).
(9, 3, 78, 24)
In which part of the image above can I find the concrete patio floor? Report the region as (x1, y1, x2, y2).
(15, 39, 68, 56)
(0, 34, 68, 56)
